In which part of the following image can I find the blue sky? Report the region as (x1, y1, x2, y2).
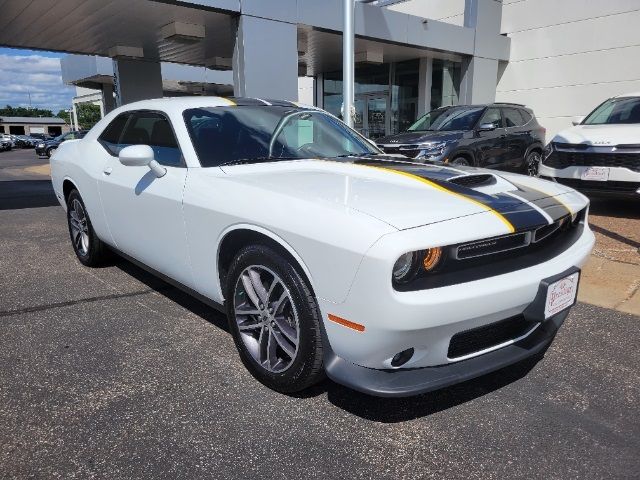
(0, 47, 76, 113)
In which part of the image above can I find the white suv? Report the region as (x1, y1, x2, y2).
(540, 93, 640, 197)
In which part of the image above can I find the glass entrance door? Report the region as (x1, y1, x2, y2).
(354, 94, 390, 139)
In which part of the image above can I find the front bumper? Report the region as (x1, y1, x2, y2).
(325, 307, 568, 397)
(539, 164, 640, 196)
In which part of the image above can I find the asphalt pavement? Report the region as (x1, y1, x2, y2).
(0, 149, 638, 479)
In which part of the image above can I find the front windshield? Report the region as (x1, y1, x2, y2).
(408, 107, 484, 132)
(582, 97, 640, 125)
(184, 106, 379, 167)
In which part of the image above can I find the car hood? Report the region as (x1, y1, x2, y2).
(220, 158, 585, 231)
(377, 130, 464, 145)
(552, 124, 640, 145)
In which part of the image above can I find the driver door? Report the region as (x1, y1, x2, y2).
(98, 110, 192, 286)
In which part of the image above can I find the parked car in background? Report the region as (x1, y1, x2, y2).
(0, 134, 15, 149)
(376, 103, 546, 175)
(30, 133, 47, 141)
(36, 130, 87, 158)
(541, 93, 640, 197)
(14, 135, 38, 148)
(50, 97, 594, 397)
(0, 137, 11, 151)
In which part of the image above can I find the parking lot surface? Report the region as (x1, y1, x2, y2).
(1, 149, 639, 479)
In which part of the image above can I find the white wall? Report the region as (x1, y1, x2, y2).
(497, 0, 640, 138)
(387, 0, 466, 26)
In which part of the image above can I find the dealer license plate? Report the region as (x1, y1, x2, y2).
(544, 272, 580, 319)
(581, 166, 609, 181)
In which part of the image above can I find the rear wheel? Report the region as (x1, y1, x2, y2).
(226, 244, 324, 393)
(525, 151, 541, 176)
(66, 190, 110, 267)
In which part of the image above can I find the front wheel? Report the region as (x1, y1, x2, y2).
(525, 151, 542, 176)
(46, 147, 56, 158)
(226, 244, 324, 393)
(66, 190, 110, 267)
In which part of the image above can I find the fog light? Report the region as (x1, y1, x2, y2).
(391, 348, 414, 367)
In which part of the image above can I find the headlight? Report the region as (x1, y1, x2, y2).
(393, 247, 444, 284)
(393, 252, 417, 283)
(543, 142, 554, 161)
(38, 143, 45, 148)
(414, 141, 451, 159)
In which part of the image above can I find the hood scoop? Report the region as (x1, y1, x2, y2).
(447, 174, 497, 188)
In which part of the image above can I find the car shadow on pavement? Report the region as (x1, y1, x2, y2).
(588, 196, 640, 220)
(0, 180, 59, 210)
(113, 254, 545, 423)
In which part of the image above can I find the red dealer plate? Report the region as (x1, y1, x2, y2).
(544, 271, 580, 319)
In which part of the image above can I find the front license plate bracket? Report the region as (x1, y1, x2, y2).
(522, 266, 581, 324)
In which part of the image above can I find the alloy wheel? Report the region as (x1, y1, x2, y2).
(69, 199, 90, 255)
(233, 265, 300, 373)
(526, 152, 541, 176)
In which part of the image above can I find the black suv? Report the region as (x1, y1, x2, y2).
(35, 130, 87, 157)
(376, 103, 546, 175)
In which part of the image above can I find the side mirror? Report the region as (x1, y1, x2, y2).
(119, 145, 166, 178)
(571, 116, 584, 126)
(478, 123, 496, 132)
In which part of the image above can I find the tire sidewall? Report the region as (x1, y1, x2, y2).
(526, 151, 541, 176)
(66, 190, 101, 266)
(225, 244, 323, 393)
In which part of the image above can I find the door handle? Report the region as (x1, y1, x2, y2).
(103, 166, 113, 175)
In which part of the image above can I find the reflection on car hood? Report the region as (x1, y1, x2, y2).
(552, 124, 640, 145)
(221, 157, 586, 231)
(377, 130, 465, 145)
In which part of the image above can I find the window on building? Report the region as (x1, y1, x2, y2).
(430, 59, 462, 111)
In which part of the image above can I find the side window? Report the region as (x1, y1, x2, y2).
(503, 108, 524, 128)
(520, 109, 533, 124)
(98, 114, 129, 155)
(120, 112, 182, 166)
(479, 108, 503, 129)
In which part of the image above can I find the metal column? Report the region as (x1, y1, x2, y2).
(342, 0, 355, 127)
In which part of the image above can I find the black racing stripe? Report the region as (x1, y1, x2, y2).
(364, 161, 550, 231)
(355, 159, 461, 182)
(510, 182, 572, 221)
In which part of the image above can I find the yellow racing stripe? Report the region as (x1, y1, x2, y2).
(223, 98, 237, 106)
(364, 165, 516, 233)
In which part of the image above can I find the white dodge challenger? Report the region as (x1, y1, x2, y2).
(50, 97, 595, 397)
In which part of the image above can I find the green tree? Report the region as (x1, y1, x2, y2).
(57, 109, 71, 124)
(0, 105, 54, 117)
(76, 103, 101, 130)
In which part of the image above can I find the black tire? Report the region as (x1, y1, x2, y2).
(66, 190, 110, 267)
(225, 244, 324, 394)
(46, 147, 56, 158)
(450, 156, 471, 167)
(524, 150, 541, 176)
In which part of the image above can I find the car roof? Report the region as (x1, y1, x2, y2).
(614, 92, 640, 98)
(111, 96, 314, 113)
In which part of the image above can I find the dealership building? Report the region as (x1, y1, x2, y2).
(2, 0, 636, 140)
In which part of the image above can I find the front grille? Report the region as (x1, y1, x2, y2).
(456, 232, 529, 259)
(554, 178, 640, 193)
(545, 149, 640, 172)
(448, 315, 535, 359)
(381, 146, 420, 158)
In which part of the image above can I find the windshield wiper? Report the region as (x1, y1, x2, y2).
(218, 157, 298, 167)
(332, 152, 380, 159)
